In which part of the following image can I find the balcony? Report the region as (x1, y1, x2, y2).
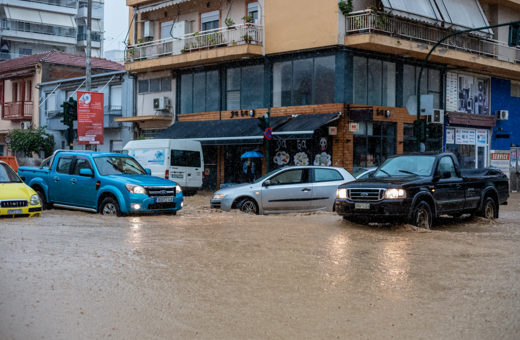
(77, 3, 103, 19)
(19, 0, 77, 8)
(2, 102, 33, 120)
(125, 24, 263, 72)
(0, 19, 77, 43)
(345, 10, 520, 78)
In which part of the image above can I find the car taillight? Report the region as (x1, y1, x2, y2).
(202, 171, 205, 182)
(165, 170, 169, 179)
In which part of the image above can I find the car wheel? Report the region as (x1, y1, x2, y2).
(100, 197, 122, 217)
(479, 197, 496, 219)
(412, 201, 432, 229)
(35, 189, 52, 210)
(239, 198, 258, 215)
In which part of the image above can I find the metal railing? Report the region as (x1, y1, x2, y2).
(20, 0, 77, 8)
(45, 109, 62, 119)
(346, 10, 520, 63)
(105, 105, 122, 113)
(126, 23, 263, 61)
(0, 19, 77, 38)
(2, 102, 33, 120)
(77, 33, 102, 42)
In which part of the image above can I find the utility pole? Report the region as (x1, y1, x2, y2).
(86, 0, 92, 91)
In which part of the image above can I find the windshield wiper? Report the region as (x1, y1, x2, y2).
(399, 170, 420, 176)
(106, 160, 125, 173)
(378, 169, 392, 177)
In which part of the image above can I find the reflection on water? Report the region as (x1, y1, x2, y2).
(323, 234, 353, 287)
(380, 240, 411, 298)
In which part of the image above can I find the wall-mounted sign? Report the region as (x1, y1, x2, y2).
(77, 91, 104, 145)
(491, 151, 510, 178)
(446, 72, 489, 115)
(455, 128, 475, 145)
(230, 110, 254, 119)
(349, 123, 359, 132)
(446, 129, 455, 144)
(476, 129, 487, 145)
(328, 126, 337, 135)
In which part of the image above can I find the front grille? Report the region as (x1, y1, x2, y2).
(1, 200, 28, 208)
(145, 186, 176, 197)
(148, 202, 176, 210)
(29, 207, 42, 213)
(348, 189, 385, 202)
(0, 214, 30, 219)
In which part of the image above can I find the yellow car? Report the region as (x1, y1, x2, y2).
(0, 160, 42, 218)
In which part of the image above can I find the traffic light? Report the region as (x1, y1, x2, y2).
(60, 98, 77, 149)
(509, 23, 520, 47)
(425, 124, 431, 139)
(257, 116, 267, 131)
(413, 119, 428, 142)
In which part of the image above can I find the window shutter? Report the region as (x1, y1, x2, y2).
(227, 91, 240, 110)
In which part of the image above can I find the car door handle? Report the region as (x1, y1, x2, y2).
(302, 188, 312, 192)
(71, 178, 77, 184)
(54, 177, 59, 182)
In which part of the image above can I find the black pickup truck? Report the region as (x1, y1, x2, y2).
(335, 152, 509, 229)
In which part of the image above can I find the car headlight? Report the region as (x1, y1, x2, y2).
(213, 194, 225, 200)
(385, 189, 406, 199)
(30, 194, 40, 206)
(337, 189, 347, 199)
(176, 185, 182, 194)
(125, 184, 147, 195)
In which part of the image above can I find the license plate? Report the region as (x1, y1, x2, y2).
(355, 203, 370, 210)
(172, 174, 183, 179)
(8, 209, 23, 214)
(155, 197, 173, 203)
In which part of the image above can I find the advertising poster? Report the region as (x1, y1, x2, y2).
(491, 151, 510, 178)
(476, 129, 487, 145)
(129, 149, 165, 167)
(77, 91, 104, 145)
(446, 129, 455, 144)
(456, 74, 489, 115)
(446, 72, 458, 112)
(455, 129, 475, 145)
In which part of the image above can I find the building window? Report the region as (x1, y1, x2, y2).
(19, 48, 31, 56)
(181, 70, 220, 114)
(0, 145, 4, 156)
(138, 77, 171, 94)
(403, 66, 442, 110)
(45, 93, 56, 114)
(201, 10, 219, 31)
(273, 55, 335, 107)
(226, 65, 264, 110)
(26, 80, 32, 101)
(353, 121, 396, 169)
(352, 56, 396, 107)
(247, 2, 259, 24)
(511, 81, 520, 98)
(141, 129, 164, 139)
(12, 83, 18, 102)
(110, 140, 123, 153)
(110, 85, 122, 110)
(161, 21, 174, 40)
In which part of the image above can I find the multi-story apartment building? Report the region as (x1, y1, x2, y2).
(0, 0, 105, 60)
(121, 0, 520, 190)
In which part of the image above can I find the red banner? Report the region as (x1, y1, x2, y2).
(77, 91, 104, 145)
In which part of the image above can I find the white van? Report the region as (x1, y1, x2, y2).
(123, 139, 204, 195)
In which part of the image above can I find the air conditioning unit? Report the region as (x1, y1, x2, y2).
(497, 110, 509, 120)
(153, 97, 170, 111)
(143, 21, 154, 39)
(427, 109, 444, 124)
(20, 121, 32, 130)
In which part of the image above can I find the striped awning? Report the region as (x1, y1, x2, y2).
(134, 0, 191, 14)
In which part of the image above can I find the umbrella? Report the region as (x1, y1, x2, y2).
(241, 151, 264, 158)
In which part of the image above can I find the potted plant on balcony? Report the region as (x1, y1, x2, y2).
(338, 0, 353, 16)
(231, 40, 238, 46)
(241, 34, 253, 44)
(242, 14, 254, 23)
(225, 18, 236, 29)
(368, 5, 391, 31)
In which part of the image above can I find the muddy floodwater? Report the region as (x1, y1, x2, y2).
(1, 193, 520, 339)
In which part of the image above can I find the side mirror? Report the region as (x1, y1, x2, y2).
(79, 168, 94, 177)
(263, 180, 271, 187)
(368, 172, 374, 178)
(441, 171, 451, 179)
(19, 176, 25, 182)
(145, 168, 152, 175)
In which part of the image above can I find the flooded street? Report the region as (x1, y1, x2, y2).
(1, 193, 519, 340)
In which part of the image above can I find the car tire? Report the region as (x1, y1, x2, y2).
(99, 197, 122, 217)
(411, 201, 433, 229)
(479, 197, 496, 220)
(239, 198, 258, 215)
(35, 189, 52, 210)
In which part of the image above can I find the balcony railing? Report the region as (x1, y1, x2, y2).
(105, 105, 122, 113)
(77, 33, 102, 42)
(126, 23, 263, 62)
(346, 10, 520, 64)
(2, 102, 33, 120)
(20, 0, 77, 8)
(0, 19, 77, 38)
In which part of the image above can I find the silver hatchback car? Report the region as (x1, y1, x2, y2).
(211, 166, 355, 214)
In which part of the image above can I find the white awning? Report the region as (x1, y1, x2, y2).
(134, 0, 190, 14)
(5, 6, 42, 24)
(40, 11, 76, 28)
(91, 19, 103, 32)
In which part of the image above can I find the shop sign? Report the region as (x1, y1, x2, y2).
(455, 128, 475, 145)
(77, 91, 104, 145)
(446, 129, 455, 144)
(230, 110, 254, 118)
(491, 151, 510, 178)
(328, 126, 337, 136)
(476, 129, 487, 145)
(349, 123, 359, 132)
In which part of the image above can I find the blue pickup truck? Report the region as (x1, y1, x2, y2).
(17, 150, 184, 216)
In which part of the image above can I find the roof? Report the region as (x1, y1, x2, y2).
(0, 50, 124, 75)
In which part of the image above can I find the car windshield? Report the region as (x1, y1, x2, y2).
(253, 168, 283, 184)
(373, 156, 436, 178)
(94, 156, 147, 176)
(0, 163, 22, 183)
(352, 168, 369, 178)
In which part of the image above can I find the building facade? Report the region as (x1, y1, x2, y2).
(0, 0, 105, 61)
(121, 0, 520, 190)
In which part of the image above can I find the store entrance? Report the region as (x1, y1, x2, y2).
(445, 128, 489, 170)
(224, 145, 263, 185)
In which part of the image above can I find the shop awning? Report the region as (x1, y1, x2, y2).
(154, 116, 291, 145)
(447, 112, 497, 127)
(134, 0, 190, 14)
(272, 113, 341, 140)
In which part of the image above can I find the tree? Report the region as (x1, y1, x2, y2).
(6, 126, 55, 158)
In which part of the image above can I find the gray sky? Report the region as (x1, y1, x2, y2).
(103, 0, 129, 54)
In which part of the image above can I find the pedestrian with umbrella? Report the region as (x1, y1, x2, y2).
(241, 151, 264, 183)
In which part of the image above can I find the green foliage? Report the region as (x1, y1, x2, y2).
(338, 0, 353, 16)
(241, 34, 253, 43)
(225, 18, 235, 27)
(242, 14, 254, 23)
(6, 126, 55, 158)
(136, 135, 146, 141)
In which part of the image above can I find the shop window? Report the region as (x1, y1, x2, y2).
(446, 144, 476, 170)
(353, 122, 396, 169)
(511, 81, 520, 98)
(138, 77, 171, 94)
(403, 66, 442, 110)
(226, 65, 264, 110)
(314, 169, 343, 182)
(352, 57, 396, 107)
(273, 55, 335, 107)
(201, 10, 219, 31)
(403, 123, 442, 153)
(141, 129, 165, 139)
(181, 71, 219, 114)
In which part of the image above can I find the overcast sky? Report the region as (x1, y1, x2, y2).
(103, 0, 129, 54)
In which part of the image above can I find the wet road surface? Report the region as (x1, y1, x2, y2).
(1, 193, 520, 339)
